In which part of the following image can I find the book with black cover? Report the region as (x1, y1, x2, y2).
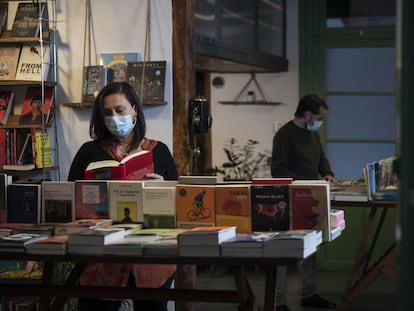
(42, 181, 75, 223)
(0, 233, 48, 253)
(126, 61, 167, 105)
(11, 2, 48, 37)
(84, 150, 154, 180)
(81, 65, 107, 103)
(0, 3, 7, 37)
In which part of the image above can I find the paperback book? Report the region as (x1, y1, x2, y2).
(177, 226, 237, 245)
(220, 232, 280, 258)
(41, 181, 75, 223)
(74, 180, 109, 220)
(53, 218, 113, 236)
(19, 86, 55, 126)
(0, 91, 14, 126)
(11, 2, 48, 37)
(0, 233, 48, 253)
(84, 150, 154, 180)
(15, 44, 50, 81)
(175, 184, 216, 228)
(289, 181, 331, 241)
(81, 65, 107, 103)
(0, 45, 21, 81)
(108, 180, 144, 223)
(100, 52, 141, 83)
(7, 183, 41, 224)
(68, 227, 125, 246)
(25, 235, 69, 255)
(215, 184, 252, 233)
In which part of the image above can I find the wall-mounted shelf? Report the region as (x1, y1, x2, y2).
(64, 101, 168, 108)
(219, 101, 282, 105)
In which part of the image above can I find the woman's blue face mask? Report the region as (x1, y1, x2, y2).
(104, 115, 136, 137)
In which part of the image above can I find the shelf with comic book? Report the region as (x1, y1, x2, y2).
(0, 0, 59, 181)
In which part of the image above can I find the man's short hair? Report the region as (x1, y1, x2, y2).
(294, 94, 328, 118)
(31, 95, 42, 104)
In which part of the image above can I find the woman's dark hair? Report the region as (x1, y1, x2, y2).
(294, 94, 328, 117)
(89, 82, 146, 150)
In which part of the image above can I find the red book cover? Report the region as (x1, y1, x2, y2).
(289, 182, 331, 241)
(19, 86, 54, 126)
(74, 180, 109, 220)
(84, 150, 154, 180)
(0, 91, 14, 125)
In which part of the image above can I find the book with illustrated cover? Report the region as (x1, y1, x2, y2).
(15, 44, 50, 81)
(100, 52, 141, 83)
(0, 45, 21, 81)
(7, 183, 41, 224)
(126, 61, 166, 104)
(41, 181, 75, 223)
(81, 65, 107, 103)
(11, 2, 48, 37)
(289, 181, 331, 242)
(84, 150, 154, 180)
(108, 180, 144, 223)
(175, 184, 216, 228)
(250, 184, 290, 232)
(19, 86, 55, 125)
(215, 184, 251, 233)
(74, 180, 109, 220)
(0, 91, 14, 126)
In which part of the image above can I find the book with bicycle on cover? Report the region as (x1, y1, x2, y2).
(175, 184, 216, 228)
(84, 150, 154, 180)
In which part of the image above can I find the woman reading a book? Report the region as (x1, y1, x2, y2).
(68, 81, 178, 311)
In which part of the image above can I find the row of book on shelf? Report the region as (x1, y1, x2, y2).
(82, 52, 167, 105)
(0, 175, 346, 248)
(363, 156, 398, 201)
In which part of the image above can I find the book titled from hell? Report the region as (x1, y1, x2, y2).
(84, 150, 154, 180)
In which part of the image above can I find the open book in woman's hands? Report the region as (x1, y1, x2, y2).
(84, 150, 154, 180)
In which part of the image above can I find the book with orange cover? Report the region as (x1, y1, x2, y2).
(74, 180, 109, 220)
(215, 184, 251, 233)
(175, 184, 216, 228)
(84, 150, 154, 180)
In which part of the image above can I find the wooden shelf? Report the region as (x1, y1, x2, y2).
(0, 115, 52, 129)
(0, 81, 56, 87)
(0, 30, 50, 44)
(64, 101, 168, 108)
(219, 101, 282, 105)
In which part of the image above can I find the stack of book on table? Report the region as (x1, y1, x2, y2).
(0, 233, 49, 253)
(53, 218, 113, 236)
(330, 209, 346, 241)
(220, 232, 280, 258)
(177, 226, 236, 257)
(143, 228, 189, 256)
(262, 230, 322, 258)
(67, 227, 125, 255)
(25, 235, 69, 255)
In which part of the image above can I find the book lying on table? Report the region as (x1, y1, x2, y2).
(84, 150, 154, 180)
(53, 218, 113, 236)
(0, 233, 48, 253)
(221, 232, 280, 258)
(25, 235, 69, 255)
(177, 226, 237, 245)
(68, 227, 125, 246)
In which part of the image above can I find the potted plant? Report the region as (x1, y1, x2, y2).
(208, 138, 269, 181)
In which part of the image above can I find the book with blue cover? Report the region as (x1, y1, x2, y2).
(7, 184, 41, 224)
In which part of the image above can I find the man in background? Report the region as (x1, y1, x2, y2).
(271, 94, 337, 311)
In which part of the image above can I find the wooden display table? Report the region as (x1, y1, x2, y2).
(0, 253, 303, 311)
(332, 200, 397, 311)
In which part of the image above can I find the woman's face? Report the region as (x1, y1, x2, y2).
(102, 93, 137, 118)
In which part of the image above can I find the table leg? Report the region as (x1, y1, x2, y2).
(231, 266, 260, 311)
(264, 266, 277, 311)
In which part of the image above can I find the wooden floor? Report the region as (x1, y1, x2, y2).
(191, 265, 398, 311)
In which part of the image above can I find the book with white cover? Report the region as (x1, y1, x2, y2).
(53, 218, 112, 236)
(108, 180, 144, 223)
(103, 234, 156, 256)
(15, 44, 50, 81)
(68, 227, 125, 245)
(142, 181, 177, 228)
(177, 226, 236, 245)
(221, 232, 280, 258)
(42, 181, 75, 223)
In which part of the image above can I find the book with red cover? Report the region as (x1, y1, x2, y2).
(74, 180, 109, 220)
(19, 86, 55, 125)
(84, 150, 154, 180)
(0, 91, 14, 125)
(289, 181, 331, 242)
